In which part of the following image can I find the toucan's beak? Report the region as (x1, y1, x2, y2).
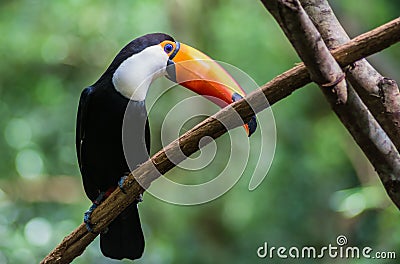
(163, 41, 257, 136)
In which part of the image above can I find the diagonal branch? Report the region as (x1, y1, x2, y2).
(41, 17, 400, 264)
(300, 0, 400, 152)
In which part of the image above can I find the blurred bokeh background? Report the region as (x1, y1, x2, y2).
(0, 0, 399, 263)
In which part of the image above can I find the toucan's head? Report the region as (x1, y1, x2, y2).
(102, 33, 257, 136)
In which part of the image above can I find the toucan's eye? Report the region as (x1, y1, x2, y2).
(164, 43, 174, 53)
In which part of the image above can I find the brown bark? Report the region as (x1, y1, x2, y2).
(41, 17, 400, 264)
(260, 0, 400, 204)
(299, 0, 400, 152)
(275, 0, 348, 103)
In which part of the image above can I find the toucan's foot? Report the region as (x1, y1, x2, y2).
(84, 204, 98, 233)
(118, 175, 129, 194)
(83, 191, 107, 233)
(118, 174, 143, 203)
(101, 226, 109, 234)
(136, 193, 143, 203)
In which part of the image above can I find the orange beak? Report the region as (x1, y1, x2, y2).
(161, 41, 257, 136)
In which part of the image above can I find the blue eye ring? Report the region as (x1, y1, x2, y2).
(164, 43, 174, 53)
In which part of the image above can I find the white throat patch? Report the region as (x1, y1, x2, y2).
(112, 45, 168, 101)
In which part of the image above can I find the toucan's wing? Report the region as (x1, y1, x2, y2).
(76, 86, 94, 172)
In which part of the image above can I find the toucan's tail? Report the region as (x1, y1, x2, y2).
(100, 203, 145, 260)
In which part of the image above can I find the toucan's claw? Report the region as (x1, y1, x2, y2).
(83, 191, 107, 233)
(84, 203, 98, 233)
(136, 193, 143, 203)
(118, 175, 128, 194)
(118, 175, 143, 202)
(102, 226, 109, 234)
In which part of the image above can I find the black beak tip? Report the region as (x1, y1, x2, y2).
(247, 115, 258, 137)
(232, 93, 257, 137)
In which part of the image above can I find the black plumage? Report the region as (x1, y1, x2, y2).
(76, 33, 173, 260)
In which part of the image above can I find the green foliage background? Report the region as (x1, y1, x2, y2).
(0, 0, 399, 263)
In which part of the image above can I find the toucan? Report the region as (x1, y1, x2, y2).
(76, 33, 257, 260)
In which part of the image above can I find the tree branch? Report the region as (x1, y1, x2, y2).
(41, 17, 400, 264)
(299, 0, 400, 152)
(277, 0, 348, 103)
(261, 0, 400, 207)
